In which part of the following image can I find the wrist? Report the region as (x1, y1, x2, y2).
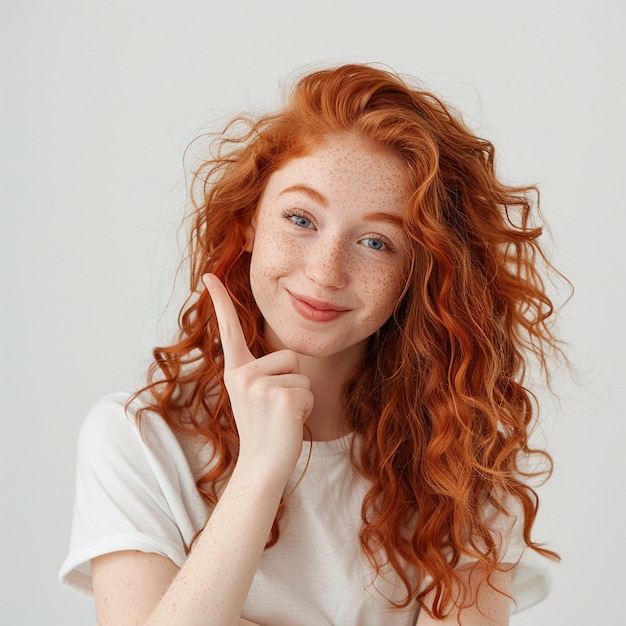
(229, 459, 289, 504)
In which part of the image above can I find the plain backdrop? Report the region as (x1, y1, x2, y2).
(2, 1, 625, 624)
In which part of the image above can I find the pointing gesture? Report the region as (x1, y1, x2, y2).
(202, 274, 314, 485)
(202, 273, 256, 370)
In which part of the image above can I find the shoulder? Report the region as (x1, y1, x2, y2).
(78, 391, 136, 441)
(76, 390, 215, 487)
(72, 390, 211, 536)
(76, 391, 194, 478)
(77, 392, 148, 462)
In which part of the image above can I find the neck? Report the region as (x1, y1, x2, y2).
(296, 350, 361, 442)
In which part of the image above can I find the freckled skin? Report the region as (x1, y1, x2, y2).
(248, 133, 411, 367)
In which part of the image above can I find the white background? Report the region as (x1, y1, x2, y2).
(2, 1, 624, 624)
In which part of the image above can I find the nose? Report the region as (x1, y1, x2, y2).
(303, 236, 349, 289)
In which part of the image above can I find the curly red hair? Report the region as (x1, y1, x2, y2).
(136, 64, 566, 618)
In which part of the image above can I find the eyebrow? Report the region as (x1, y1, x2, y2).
(278, 184, 328, 207)
(278, 185, 404, 227)
(363, 211, 404, 227)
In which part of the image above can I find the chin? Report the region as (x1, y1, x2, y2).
(275, 333, 368, 363)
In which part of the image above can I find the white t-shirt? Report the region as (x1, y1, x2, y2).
(59, 392, 551, 625)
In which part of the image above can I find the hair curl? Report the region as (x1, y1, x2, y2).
(135, 63, 567, 618)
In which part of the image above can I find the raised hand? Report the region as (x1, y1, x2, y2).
(203, 274, 314, 486)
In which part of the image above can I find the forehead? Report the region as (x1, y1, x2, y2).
(264, 134, 410, 211)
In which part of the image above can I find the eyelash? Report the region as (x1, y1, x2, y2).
(360, 236, 393, 252)
(283, 209, 314, 229)
(281, 209, 395, 252)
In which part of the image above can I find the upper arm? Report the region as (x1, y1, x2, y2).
(92, 551, 179, 626)
(416, 565, 512, 626)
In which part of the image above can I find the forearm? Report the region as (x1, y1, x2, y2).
(145, 463, 285, 626)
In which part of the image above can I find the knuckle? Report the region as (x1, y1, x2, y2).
(271, 387, 292, 409)
(224, 364, 254, 389)
(278, 349, 299, 369)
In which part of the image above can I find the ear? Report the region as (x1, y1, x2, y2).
(244, 217, 256, 252)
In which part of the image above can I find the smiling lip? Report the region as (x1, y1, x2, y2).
(288, 291, 350, 322)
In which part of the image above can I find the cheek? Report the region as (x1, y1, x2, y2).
(358, 265, 405, 323)
(249, 230, 297, 285)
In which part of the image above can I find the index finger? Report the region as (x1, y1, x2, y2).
(202, 273, 254, 369)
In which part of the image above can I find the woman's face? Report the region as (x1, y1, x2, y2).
(248, 133, 411, 363)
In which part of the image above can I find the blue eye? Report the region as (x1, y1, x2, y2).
(289, 214, 313, 229)
(361, 237, 387, 251)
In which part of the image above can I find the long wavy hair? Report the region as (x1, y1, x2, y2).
(136, 63, 566, 618)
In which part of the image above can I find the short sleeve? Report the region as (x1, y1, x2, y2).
(58, 392, 209, 596)
(456, 490, 552, 614)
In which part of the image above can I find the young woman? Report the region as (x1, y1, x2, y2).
(60, 63, 566, 625)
